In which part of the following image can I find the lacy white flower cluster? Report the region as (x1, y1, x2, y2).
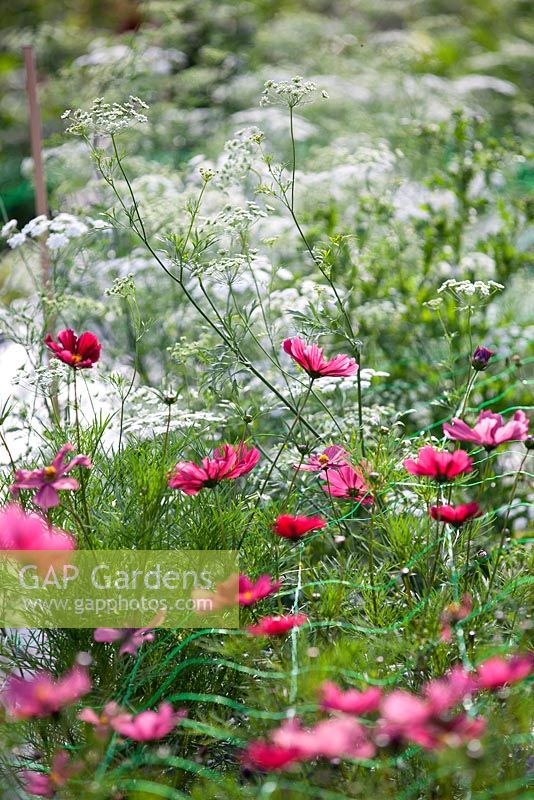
(11, 358, 71, 395)
(268, 281, 339, 318)
(120, 386, 224, 438)
(438, 279, 504, 298)
(310, 368, 390, 395)
(1, 214, 106, 251)
(214, 201, 269, 231)
(62, 96, 149, 135)
(260, 76, 328, 108)
(104, 274, 136, 298)
(215, 127, 262, 188)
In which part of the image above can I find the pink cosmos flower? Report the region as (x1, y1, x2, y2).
(45, 329, 101, 369)
(404, 712, 486, 750)
(22, 769, 56, 799)
(247, 613, 308, 636)
(423, 666, 476, 713)
(0, 503, 76, 562)
(380, 690, 431, 730)
(295, 445, 349, 472)
(22, 751, 79, 798)
(443, 410, 529, 450)
(283, 337, 358, 379)
(111, 702, 186, 741)
(78, 702, 121, 738)
(93, 626, 156, 656)
(476, 654, 534, 690)
(168, 442, 260, 495)
(430, 503, 481, 527)
(272, 716, 375, 760)
(2, 666, 91, 719)
(322, 464, 373, 502)
(378, 689, 483, 750)
(239, 574, 281, 606)
(245, 717, 375, 771)
(274, 514, 326, 539)
(404, 446, 473, 482)
(320, 681, 382, 715)
(10, 444, 92, 510)
(439, 595, 473, 643)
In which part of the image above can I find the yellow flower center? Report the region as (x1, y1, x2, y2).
(318, 454, 329, 464)
(44, 466, 57, 478)
(71, 353, 83, 363)
(35, 684, 51, 701)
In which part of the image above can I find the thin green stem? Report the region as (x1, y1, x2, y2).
(456, 369, 477, 418)
(289, 105, 296, 211)
(73, 372, 91, 540)
(427, 485, 442, 592)
(289, 541, 304, 708)
(161, 403, 173, 467)
(445, 526, 471, 671)
(368, 513, 378, 620)
(257, 379, 315, 499)
(262, 135, 364, 451)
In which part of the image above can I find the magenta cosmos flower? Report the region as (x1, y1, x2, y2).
(11, 443, 91, 510)
(404, 446, 473, 482)
(476, 654, 533, 690)
(320, 681, 382, 715)
(239, 574, 281, 606)
(168, 442, 260, 495)
(274, 514, 326, 539)
(443, 410, 529, 450)
(2, 666, 91, 719)
(0, 503, 76, 551)
(283, 337, 358, 379)
(295, 444, 349, 471)
(322, 464, 373, 503)
(243, 741, 302, 772)
(378, 688, 485, 750)
(429, 503, 481, 527)
(247, 613, 308, 636)
(111, 702, 186, 741)
(45, 329, 101, 369)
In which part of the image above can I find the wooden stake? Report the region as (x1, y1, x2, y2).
(23, 45, 58, 419)
(23, 45, 50, 287)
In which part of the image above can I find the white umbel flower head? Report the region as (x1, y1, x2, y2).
(63, 96, 149, 135)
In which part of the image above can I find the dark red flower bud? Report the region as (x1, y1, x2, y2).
(471, 346, 494, 371)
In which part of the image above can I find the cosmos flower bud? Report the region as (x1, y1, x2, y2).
(471, 346, 494, 371)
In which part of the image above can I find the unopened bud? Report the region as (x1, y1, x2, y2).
(471, 345, 494, 371)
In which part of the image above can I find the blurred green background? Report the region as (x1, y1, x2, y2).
(1, 0, 533, 228)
